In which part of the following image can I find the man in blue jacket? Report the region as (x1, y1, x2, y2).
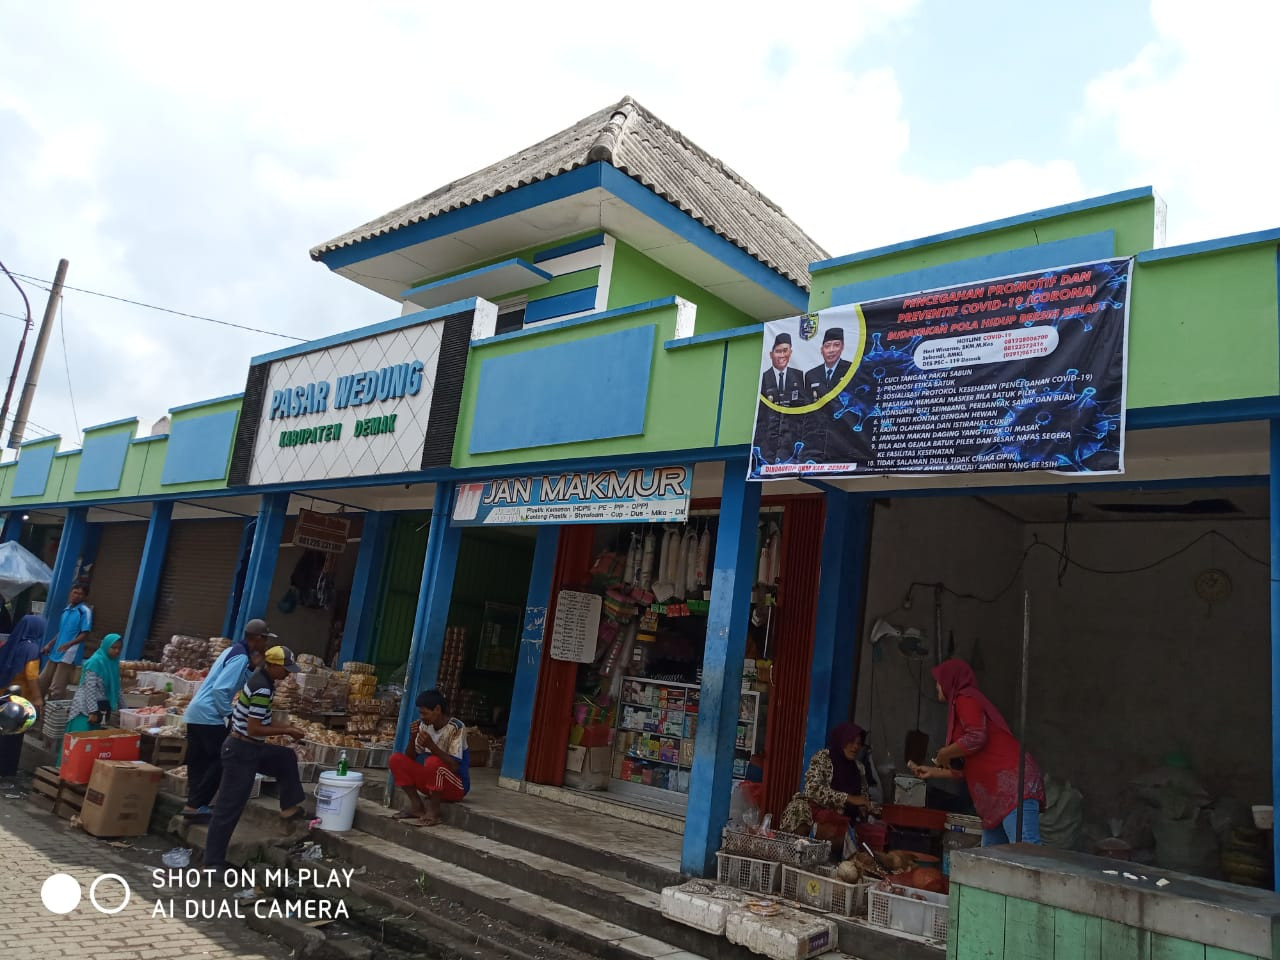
(180, 618, 275, 819)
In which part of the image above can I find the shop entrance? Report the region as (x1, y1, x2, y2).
(853, 482, 1270, 885)
(523, 498, 824, 822)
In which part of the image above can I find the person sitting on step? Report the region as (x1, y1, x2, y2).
(388, 688, 469, 826)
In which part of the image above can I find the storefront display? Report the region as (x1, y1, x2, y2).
(550, 510, 781, 814)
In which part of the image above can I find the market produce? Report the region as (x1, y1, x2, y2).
(162, 634, 217, 672)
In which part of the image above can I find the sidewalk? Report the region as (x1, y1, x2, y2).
(0, 789, 291, 958)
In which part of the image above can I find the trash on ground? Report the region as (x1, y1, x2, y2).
(162, 847, 193, 867)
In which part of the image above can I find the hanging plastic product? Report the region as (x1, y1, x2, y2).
(640, 530, 657, 589)
(695, 527, 712, 589)
(657, 528, 674, 585)
(625, 532, 641, 587)
(766, 524, 782, 585)
(664, 527, 681, 584)
(672, 526, 689, 600)
(683, 528, 699, 596)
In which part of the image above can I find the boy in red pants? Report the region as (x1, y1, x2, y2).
(388, 688, 469, 825)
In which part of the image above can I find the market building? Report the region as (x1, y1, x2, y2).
(3, 97, 1279, 944)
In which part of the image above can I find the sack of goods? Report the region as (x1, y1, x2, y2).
(162, 635, 215, 673)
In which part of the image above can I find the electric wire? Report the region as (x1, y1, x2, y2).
(10, 272, 305, 342)
(901, 527, 1268, 609)
(58, 298, 82, 441)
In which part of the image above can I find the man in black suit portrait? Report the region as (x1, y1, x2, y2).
(760, 332, 804, 406)
(804, 327, 852, 402)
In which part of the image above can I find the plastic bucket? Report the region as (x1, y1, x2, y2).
(314, 771, 363, 832)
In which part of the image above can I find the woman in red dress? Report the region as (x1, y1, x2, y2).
(909, 659, 1044, 846)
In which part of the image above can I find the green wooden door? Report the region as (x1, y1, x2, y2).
(370, 512, 430, 682)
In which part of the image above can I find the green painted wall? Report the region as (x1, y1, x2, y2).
(0, 396, 241, 509)
(608, 240, 754, 333)
(947, 883, 1268, 960)
(805, 196, 1279, 412)
(451, 300, 727, 469)
(808, 196, 1158, 313)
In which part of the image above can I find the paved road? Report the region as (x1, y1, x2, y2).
(0, 786, 292, 958)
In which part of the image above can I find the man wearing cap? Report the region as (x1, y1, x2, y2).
(805, 328, 852, 401)
(180, 619, 275, 819)
(204, 645, 309, 870)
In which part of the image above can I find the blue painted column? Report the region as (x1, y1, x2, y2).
(2, 510, 24, 543)
(231, 492, 289, 642)
(501, 525, 560, 783)
(1270, 420, 1280, 890)
(121, 501, 174, 660)
(392, 482, 463, 758)
(803, 493, 873, 764)
(338, 511, 393, 665)
(44, 508, 90, 647)
(221, 517, 256, 638)
(682, 463, 762, 876)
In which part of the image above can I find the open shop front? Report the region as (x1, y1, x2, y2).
(843, 453, 1274, 890)
(489, 461, 830, 823)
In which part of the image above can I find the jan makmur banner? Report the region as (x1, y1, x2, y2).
(750, 258, 1134, 479)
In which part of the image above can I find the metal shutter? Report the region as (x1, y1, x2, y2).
(146, 518, 246, 659)
(87, 522, 148, 640)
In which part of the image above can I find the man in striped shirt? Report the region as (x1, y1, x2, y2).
(204, 645, 308, 870)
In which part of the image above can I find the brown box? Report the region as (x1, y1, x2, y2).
(79, 760, 164, 837)
(122, 692, 168, 708)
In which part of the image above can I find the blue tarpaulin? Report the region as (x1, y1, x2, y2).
(0, 541, 52, 597)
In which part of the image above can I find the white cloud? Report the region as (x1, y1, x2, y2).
(0, 0, 1142, 451)
(1084, 0, 1280, 243)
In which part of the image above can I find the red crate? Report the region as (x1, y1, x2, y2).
(879, 804, 947, 832)
(855, 821, 888, 852)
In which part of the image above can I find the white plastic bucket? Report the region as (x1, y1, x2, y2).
(314, 771, 363, 832)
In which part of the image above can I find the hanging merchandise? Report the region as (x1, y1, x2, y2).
(682, 527, 700, 597)
(665, 526, 681, 585)
(658, 528, 674, 586)
(757, 525, 770, 587)
(696, 527, 712, 590)
(767, 524, 781, 586)
(640, 531, 657, 589)
(626, 533, 642, 588)
(673, 528, 690, 601)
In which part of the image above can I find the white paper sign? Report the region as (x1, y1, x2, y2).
(550, 590, 602, 663)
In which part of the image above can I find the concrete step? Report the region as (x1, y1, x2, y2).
(343, 798, 747, 960)
(316, 827, 713, 960)
(427, 787, 685, 891)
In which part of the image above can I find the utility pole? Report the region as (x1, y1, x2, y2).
(9, 258, 68, 448)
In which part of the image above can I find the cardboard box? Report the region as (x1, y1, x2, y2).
(121, 692, 168, 708)
(80, 760, 164, 837)
(60, 729, 140, 785)
(564, 744, 611, 790)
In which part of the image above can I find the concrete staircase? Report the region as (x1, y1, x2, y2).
(156, 777, 941, 960)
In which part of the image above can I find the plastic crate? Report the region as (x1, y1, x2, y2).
(716, 852, 782, 894)
(118, 708, 161, 730)
(168, 676, 204, 697)
(364, 746, 392, 769)
(721, 828, 830, 867)
(867, 886, 949, 942)
(880, 804, 947, 832)
(781, 865, 870, 917)
(136, 671, 171, 690)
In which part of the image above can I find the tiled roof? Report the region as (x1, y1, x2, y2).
(311, 97, 827, 290)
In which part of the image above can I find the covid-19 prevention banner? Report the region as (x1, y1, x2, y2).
(749, 258, 1134, 479)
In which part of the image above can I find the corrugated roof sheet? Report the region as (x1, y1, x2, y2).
(311, 97, 827, 290)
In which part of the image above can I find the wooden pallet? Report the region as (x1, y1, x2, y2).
(31, 765, 62, 801)
(54, 780, 87, 821)
(139, 733, 187, 769)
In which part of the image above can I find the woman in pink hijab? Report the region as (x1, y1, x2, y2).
(909, 658, 1044, 846)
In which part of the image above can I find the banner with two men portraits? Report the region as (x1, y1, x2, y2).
(749, 259, 1135, 480)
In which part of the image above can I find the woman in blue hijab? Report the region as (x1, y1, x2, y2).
(59, 633, 122, 765)
(0, 614, 45, 779)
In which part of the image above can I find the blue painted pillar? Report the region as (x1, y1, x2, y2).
(122, 502, 174, 660)
(44, 508, 90, 647)
(2, 510, 24, 543)
(682, 464, 762, 876)
(1270, 420, 1280, 890)
(393, 482, 463, 758)
(803, 493, 873, 764)
(501, 525, 560, 783)
(232, 493, 289, 642)
(338, 511, 393, 665)
(222, 517, 256, 638)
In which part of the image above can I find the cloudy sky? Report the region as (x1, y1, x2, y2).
(0, 0, 1275, 452)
